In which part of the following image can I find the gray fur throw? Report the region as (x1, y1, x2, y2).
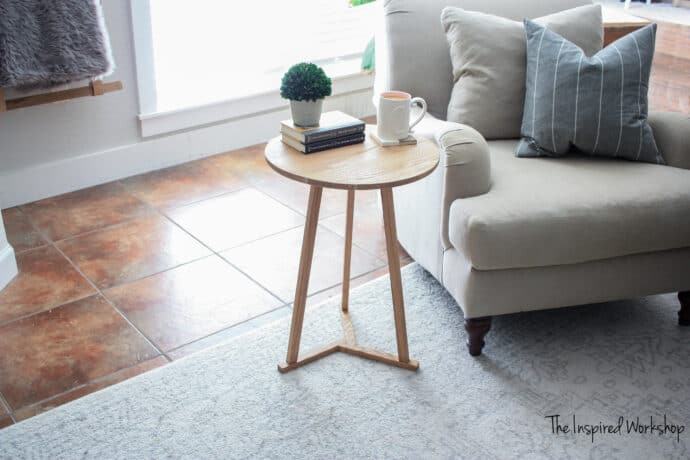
(0, 0, 114, 88)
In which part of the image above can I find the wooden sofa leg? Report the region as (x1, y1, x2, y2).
(464, 317, 492, 356)
(679, 292, 690, 326)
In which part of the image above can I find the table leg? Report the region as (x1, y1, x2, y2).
(278, 185, 417, 373)
(341, 190, 355, 312)
(285, 185, 323, 364)
(380, 187, 410, 363)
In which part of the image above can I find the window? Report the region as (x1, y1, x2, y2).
(134, 0, 377, 117)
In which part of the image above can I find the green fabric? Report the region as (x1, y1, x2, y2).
(361, 38, 375, 71)
(352, 0, 376, 71)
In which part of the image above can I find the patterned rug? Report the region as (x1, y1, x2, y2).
(0, 264, 688, 459)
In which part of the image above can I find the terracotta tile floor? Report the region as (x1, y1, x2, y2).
(0, 296, 159, 410)
(0, 131, 411, 426)
(0, 20, 687, 428)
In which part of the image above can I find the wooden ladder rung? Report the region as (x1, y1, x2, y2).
(0, 80, 123, 112)
(90, 79, 105, 96)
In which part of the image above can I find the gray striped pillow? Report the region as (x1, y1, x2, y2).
(516, 20, 663, 164)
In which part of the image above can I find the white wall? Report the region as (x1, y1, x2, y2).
(0, 1, 140, 176)
(0, 0, 375, 209)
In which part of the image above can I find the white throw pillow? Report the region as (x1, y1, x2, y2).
(441, 4, 603, 139)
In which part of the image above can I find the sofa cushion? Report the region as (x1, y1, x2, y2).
(448, 140, 690, 270)
(517, 21, 661, 164)
(374, 0, 593, 120)
(442, 5, 602, 140)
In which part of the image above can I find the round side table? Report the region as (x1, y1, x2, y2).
(265, 125, 439, 373)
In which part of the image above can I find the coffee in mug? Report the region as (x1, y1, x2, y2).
(377, 91, 427, 141)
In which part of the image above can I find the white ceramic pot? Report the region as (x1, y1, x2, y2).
(290, 99, 323, 127)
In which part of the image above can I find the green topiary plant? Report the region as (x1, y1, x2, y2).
(280, 62, 332, 102)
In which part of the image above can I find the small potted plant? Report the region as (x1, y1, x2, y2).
(280, 62, 332, 127)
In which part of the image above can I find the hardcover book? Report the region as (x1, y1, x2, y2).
(281, 111, 365, 144)
(281, 132, 365, 154)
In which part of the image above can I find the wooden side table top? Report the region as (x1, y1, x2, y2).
(265, 125, 439, 190)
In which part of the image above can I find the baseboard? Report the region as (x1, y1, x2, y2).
(0, 244, 17, 292)
(0, 89, 375, 208)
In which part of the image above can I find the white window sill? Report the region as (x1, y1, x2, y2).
(138, 62, 374, 138)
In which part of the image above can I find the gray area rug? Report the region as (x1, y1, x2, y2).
(0, 264, 688, 459)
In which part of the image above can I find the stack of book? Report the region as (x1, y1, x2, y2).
(280, 111, 365, 154)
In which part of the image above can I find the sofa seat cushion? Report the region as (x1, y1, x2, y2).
(448, 140, 690, 270)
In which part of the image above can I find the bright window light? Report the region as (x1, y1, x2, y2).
(144, 0, 377, 113)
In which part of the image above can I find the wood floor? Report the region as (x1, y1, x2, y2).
(0, 20, 688, 430)
(649, 22, 690, 113)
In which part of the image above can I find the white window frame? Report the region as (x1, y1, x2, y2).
(130, 1, 376, 138)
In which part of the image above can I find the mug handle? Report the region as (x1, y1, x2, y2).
(409, 97, 427, 131)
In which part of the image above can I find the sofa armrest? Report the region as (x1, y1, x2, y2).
(436, 123, 491, 249)
(649, 112, 690, 170)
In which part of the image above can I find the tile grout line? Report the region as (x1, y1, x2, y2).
(17, 210, 173, 364)
(140, 184, 307, 254)
(121, 177, 392, 303)
(53, 211, 154, 243)
(8, 356, 167, 421)
(304, 190, 395, 264)
(61, 250, 174, 364)
(319, 212, 392, 267)
(26, 211, 153, 248)
(244, 181, 311, 218)
(175, 183, 386, 266)
(0, 392, 16, 424)
(245, 179, 373, 223)
(151, 203, 288, 306)
(0, 292, 96, 330)
(137, 242, 403, 357)
(116, 177, 253, 216)
(18, 184, 155, 245)
(299, 262, 398, 303)
(151, 184, 396, 310)
(316, 220, 389, 267)
(0, 256, 214, 330)
(10, 241, 51, 256)
(164, 261, 398, 356)
(8, 207, 50, 255)
(202, 182, 388, 263)
(164, 304, 293, 356)
(35, 174, 386, 302)
(119, 180, 311, 338)
(117, 177, 303, 305)
(99, 254, 211, 292)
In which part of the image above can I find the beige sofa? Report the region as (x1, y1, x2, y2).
(375, 0, 690, 355)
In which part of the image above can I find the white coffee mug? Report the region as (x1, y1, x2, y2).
(377, 91, 427, 141)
